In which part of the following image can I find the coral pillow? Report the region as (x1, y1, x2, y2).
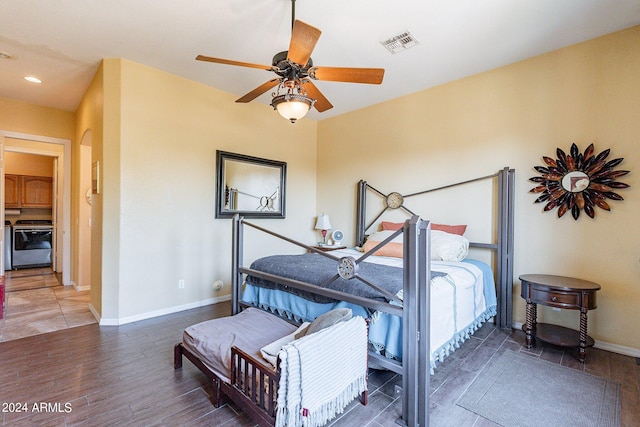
(362, 240, 404, 258)
(362, 230, 404, 257)
(380, 221, 467, 236)
(363, 229, 469, 262)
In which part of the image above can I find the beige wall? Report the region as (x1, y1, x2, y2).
(77, 143, 92, 288)
(0, 97, 75, 138)
(2, 26, 638, 354)
(75, 64, 105, 315)
(5, 151, 55, 176)
(0, 98, 75, 277)
(317, 26, 640, 353)
(3, 57, 318, 324)
(97, 59, 318, 321)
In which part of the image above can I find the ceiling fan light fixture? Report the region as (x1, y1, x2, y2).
(271, 92, 315, 123)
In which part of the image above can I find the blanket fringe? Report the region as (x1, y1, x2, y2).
(301, 375, 367, 427)
(276, 368, 367, 427)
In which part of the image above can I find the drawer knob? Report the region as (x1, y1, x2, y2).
(551, 296, 558, 302)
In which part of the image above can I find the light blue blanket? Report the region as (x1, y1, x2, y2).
(242, 259, 497, 372)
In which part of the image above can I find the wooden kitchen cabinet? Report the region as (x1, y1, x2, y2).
(4, 174, 21, 208)
(21, 176, 53, 208)
(3, 175, 53, 208)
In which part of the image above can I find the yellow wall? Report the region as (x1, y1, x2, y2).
(2, 26, 638, 354)
(2, 58, 318, 324)
(93, 59, 318, 321)
(75, 63, 105, 315)
(0, 98, 75, 279)
(5, 152, 54, 176)
(317, 26, 640, 353)
(0, 97, 75, 139)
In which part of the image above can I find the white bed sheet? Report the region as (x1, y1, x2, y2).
(242, 249, 496, 372)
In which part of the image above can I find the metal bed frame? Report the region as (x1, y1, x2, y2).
(230, 167, 515, 427)
(356, 167, 515, 330)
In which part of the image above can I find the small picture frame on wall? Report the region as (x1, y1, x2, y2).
(92, 161, 100, 194)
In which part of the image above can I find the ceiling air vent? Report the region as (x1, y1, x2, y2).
(380, 31, 419, 54)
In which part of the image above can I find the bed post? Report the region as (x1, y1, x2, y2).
(496, 168, 515, 329)
(356, 180, 367, 246)
(231, 214, 244, 315)
(401, 216, 429, 427)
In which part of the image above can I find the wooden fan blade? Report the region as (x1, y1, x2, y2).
(236, 79, 281, 103)
(300, 80, 333, 112)
(287, 20, 321, 67)
(309, 66, 385, 84)
(196, 55, 272, 71)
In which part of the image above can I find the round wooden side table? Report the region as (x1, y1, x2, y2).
(520, 274, 601, 363)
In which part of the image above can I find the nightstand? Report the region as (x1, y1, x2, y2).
(311, 245, 347, 252)
(520, 274, 600, 363)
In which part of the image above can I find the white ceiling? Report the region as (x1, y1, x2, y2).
(1, 0, 639, 121)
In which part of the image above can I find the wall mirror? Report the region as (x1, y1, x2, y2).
(529, 143, 629, 220)
(216, 150, 287, 218)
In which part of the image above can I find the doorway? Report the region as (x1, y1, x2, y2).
(0, 131, 71, 285)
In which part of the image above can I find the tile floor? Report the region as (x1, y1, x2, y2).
(0, 268, 96, 342)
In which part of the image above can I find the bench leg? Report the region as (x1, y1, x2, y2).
(174, 343, 183, 369)
(212, 378, 226, 407)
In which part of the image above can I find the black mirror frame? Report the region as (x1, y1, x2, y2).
(215, 150, 287, 219)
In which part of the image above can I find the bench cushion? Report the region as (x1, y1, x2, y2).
(182, 307, 297, 383)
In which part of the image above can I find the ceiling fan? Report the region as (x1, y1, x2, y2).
(196, 0, 385, 122)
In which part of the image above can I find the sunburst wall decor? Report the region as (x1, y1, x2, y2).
(529, 143, 630, 220)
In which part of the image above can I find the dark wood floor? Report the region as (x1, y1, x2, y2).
(0, 301, 638, 426)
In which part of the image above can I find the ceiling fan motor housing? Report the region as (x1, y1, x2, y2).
(272, 50, 312, 77)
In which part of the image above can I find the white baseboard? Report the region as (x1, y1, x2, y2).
(592, 340, 640, 358)
(71, 281, 90, 291)
(88, 303, 100, 323)
(512, 321, 640, 358)
(96, 295, 232, 326)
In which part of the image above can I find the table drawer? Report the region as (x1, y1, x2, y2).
(529, 288, 579, 308)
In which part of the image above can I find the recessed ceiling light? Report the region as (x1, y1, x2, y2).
(24, 76, 42, 84)
(0, 50, 13, 59)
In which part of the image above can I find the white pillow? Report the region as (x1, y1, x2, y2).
(430, 230, 469, 262)
(260, 322, 310, 367)
(364, 229, 469, 262)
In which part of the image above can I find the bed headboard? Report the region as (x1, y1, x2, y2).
(355, 167, 515, 329)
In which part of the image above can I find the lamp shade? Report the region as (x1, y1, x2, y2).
(315, 213, 332, 230)
(271, 93, 313, 123)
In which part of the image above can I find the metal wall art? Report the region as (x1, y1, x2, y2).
(529, 143, 630, 219)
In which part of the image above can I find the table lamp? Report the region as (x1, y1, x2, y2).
(314, 214, 332, 245)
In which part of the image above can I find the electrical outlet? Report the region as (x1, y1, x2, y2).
(178, 279, 185, 289)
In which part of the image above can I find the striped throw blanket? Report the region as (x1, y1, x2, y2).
(275, 316, 368, 427)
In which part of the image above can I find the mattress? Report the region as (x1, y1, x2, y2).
(241, 248, 497, 372)
(182, 307, 298, 383)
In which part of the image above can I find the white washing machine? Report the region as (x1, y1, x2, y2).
(4, 220, 11, 270)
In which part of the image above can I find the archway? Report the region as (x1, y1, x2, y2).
(77, 129, 92, 290)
